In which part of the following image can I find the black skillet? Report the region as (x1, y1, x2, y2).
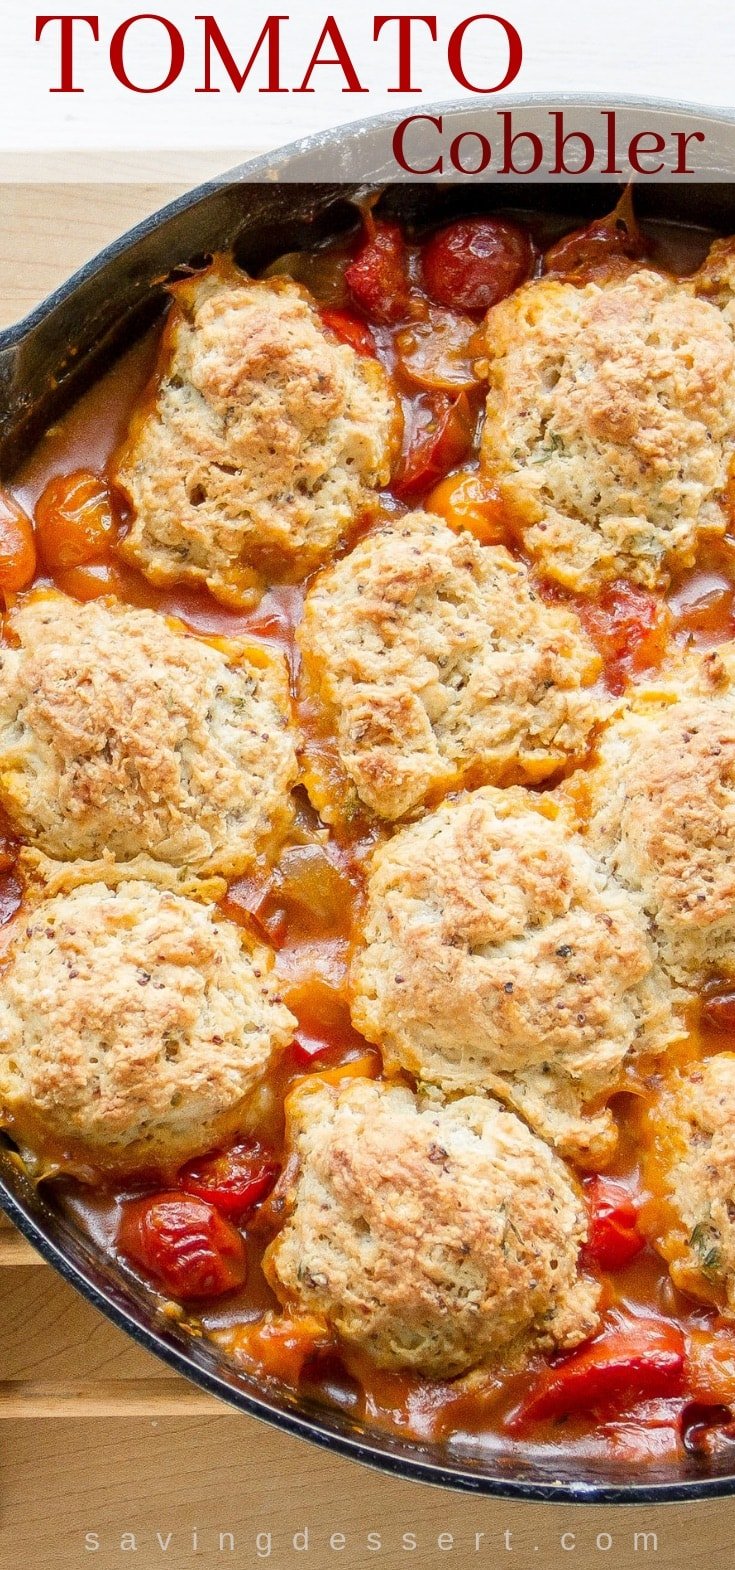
(2, 96, 735, 1502)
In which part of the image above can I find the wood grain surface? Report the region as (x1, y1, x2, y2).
(0, 181, 734, 1569)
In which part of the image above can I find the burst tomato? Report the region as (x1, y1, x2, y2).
(0, 490, 36, 596)
(513, 1320, 686, 1426)
(178, 1139, 280, 1219)
(394, 393, 474, 500)
(319, 306, 377, 357)
(422, 218, 533, 314)
(117, 1192, 248, 1299)
(583, 1176, 645, 1271)
(35, 470, 116, 570)
(700, 988, 735, 1034)
(544, 190, 647, 281)
(345, 222, 412, 324)
(580, 580, 669, 694)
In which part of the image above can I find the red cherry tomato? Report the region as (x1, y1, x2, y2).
(545, 191, 647, 282)
(701, 989, 735, 1034)
(513, 1320, 686, 1426)
(394, 392, 474, 500)
(579, 580, 669, 695)
(320, 306, 377, 358)
(421, 218, 533, 315)
(117, 1192, 248, 1300)
(345, 222, 412, 325)
(583, 1177, 645, 1271)
(178, 1139, 280, 1218)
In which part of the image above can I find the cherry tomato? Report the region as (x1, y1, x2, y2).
(513, 1320, 686, 1426)
(583, 1176, 645, 1271)
(394, 393, 474, 500)
(35, 470, 116, 570)
(579, 580, 670, 695)
(394, 308, 480, 393)
(345, 222, 412, 325)
(0, 490, 36, 596)
(53, 559, 159, 607)
(117, 1192, 248, 1300)
(178, 1139, 280, 1218)
(222, 874, 288, 949)
(421, 218, 533, 315)
(320, 306, 377, 357)
(545, 190, 647, 282)
(223, 1313, 332, 1384)
(427, 470, 511, 546)
(700, 988, 735, 1034)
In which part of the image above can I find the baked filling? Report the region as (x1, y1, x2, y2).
(2, 200, 735, 1461)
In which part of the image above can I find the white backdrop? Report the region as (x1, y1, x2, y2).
(0, 0, 732, 155)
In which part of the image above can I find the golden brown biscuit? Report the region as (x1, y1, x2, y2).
(116, 266, 401, 603)
(0, 592, 298, 875)
(643, 1053, 735, 1316)
(481, 268, 735, 590)
(0, 855, 295, 1172)
(265, 1077, 599, 1377)
(350, 787, 681, 1165)
(583, 686, 735, 986)
(298, 511, 604, 822)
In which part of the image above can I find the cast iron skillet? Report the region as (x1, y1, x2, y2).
(2, 96, 735, 1502)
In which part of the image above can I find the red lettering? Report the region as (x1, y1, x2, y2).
(601, 109, 624, 175)
(629, 130, 666, 175)
(551, 111, 594, 175)
(500, 111, 542, 174)
(110, 14, 184, 92)
(450, 130, 492, 174)
(392, 114, 444, 174)
(295, 16, 367, 93)
(196, 15, 286, 93)
(673, 129, 706, 174)
(447, 14, 522, 93)
(35, 14, 99, 93)
(373, 15, 437, 92)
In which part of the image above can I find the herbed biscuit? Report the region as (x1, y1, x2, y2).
(581, 672, 735, 987)
(350, 787, 681, 1165)
(116, 265, 402, 604)
(265, 1077, 599, 1377)
(643, 1053, 735, 1316)
(0, 592, 298, 875)
(481, 265, 735, 591)
(0, 854, 295, 1172)
(299, 511, 604, 822)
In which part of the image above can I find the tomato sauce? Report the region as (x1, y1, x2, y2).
(3, 199, 735, 1469)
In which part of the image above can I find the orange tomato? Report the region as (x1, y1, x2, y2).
(53, 559, 160, 607)
(0, 490, 36, 596)
(35, 470, 116, 570)
(427, 469, 511, 546)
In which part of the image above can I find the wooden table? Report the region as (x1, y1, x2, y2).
(0, 183, 733, 1570)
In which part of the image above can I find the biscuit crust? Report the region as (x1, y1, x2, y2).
(116, 266, 401, 603)
(644, 1053, 735, 1315)
(299, 511, 604, 822)
(350, 787, 681, 1164)
(481, 268, 735, 590)
(583, 688, 735, 986)
(265, 1077, 599, 1377)
(0, 593, 298, 875)
(0, 856, 295, 1171)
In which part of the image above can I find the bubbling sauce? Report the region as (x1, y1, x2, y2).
(3, 201, 735, 1468)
